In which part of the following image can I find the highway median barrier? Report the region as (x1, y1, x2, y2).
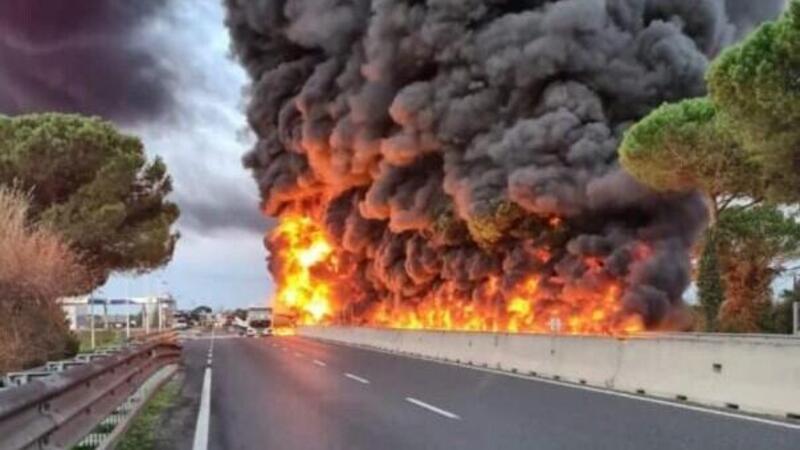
(298, 326, 800, 420)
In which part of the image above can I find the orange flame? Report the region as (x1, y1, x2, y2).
(268, 215, 644, 335)
(365, 276, 643, 335)
(270, 215, 337, 326)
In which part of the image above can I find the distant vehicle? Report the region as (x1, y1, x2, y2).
(245, 327, 257, 338)
(247, 307, 272, 337)
(270, 303, 297, 331)
(172, 319, 189, 330)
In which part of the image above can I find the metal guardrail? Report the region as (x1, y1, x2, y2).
(0, 331, 178, 392)
(0, 336, 180, 450)
(132, 329, 178, 345)
(77, 364, 178, 450)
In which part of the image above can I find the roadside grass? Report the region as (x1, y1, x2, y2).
(76, 330, 126, 352)
(115, 378, 181, 450)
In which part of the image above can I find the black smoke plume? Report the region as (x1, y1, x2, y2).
(226, 0, 779, 329)
(0, 0, 174, 123)
(725, 0, 786, 37)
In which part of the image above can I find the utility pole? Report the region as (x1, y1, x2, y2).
(144, 303, 150, 335)
(549, 316, 562, 334)
(103, 301, 109, 331)
(125, 278, 132, 340)
(794, 274, 799, 336)
(89, 296, 95, 350)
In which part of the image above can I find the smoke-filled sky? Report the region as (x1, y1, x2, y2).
(0, 0, 788, 311)
(227, 0, 789, 328)
(0, 0, 174, 123)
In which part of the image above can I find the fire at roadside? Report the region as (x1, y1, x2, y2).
(225, 1, 786, 336)
(269, 213, 644, 335)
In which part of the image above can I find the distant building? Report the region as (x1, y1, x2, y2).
(58, 295, 176, 331)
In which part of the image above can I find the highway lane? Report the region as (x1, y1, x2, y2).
(186, 336, 800, 450)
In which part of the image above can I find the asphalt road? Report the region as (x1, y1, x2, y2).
(182, 336, 800, 450)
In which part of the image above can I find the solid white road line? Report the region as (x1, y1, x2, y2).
(193, 333, 216, 450)
(344, 373, 370, 384)
(313, 359, 327, 367)
(405, 397, 461, 420)
(192, 368, 212, 450)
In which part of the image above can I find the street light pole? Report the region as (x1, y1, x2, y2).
(793, 301, 799, 336)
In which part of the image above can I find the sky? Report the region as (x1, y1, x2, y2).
(0, 0, 273, 311)
(103, 1, 273, 310)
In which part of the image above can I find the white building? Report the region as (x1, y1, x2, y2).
(58, 295, 177, 332)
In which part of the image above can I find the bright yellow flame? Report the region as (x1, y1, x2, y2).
(272, 327, 296, 336)
(297, 240, 333, 268)
(366, 272, 644, 335)
(269, 215, 645, 336)
(507, 297, 531, 315)
(270, 215, 336, 326)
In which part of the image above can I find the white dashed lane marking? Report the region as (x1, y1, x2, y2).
(405, 397, 461, 420)
(344, 373, 370, 384)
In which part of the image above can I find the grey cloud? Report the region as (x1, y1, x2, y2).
(0, 0, 176, 123)
(176, 186, 272, 237)
(127, 1, 268, 238)
(725, 0, 787, 38)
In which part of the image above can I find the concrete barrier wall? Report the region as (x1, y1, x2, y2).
(298, 326, 800, 418)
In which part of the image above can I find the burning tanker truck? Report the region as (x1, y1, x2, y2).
(225, 0, 777, 335)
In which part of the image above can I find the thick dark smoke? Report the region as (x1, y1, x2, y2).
(725, 0, 786, 37)
(226, 0, 781, 328)
(0, 0, 175, 123)
(176, 183, 272, 236)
